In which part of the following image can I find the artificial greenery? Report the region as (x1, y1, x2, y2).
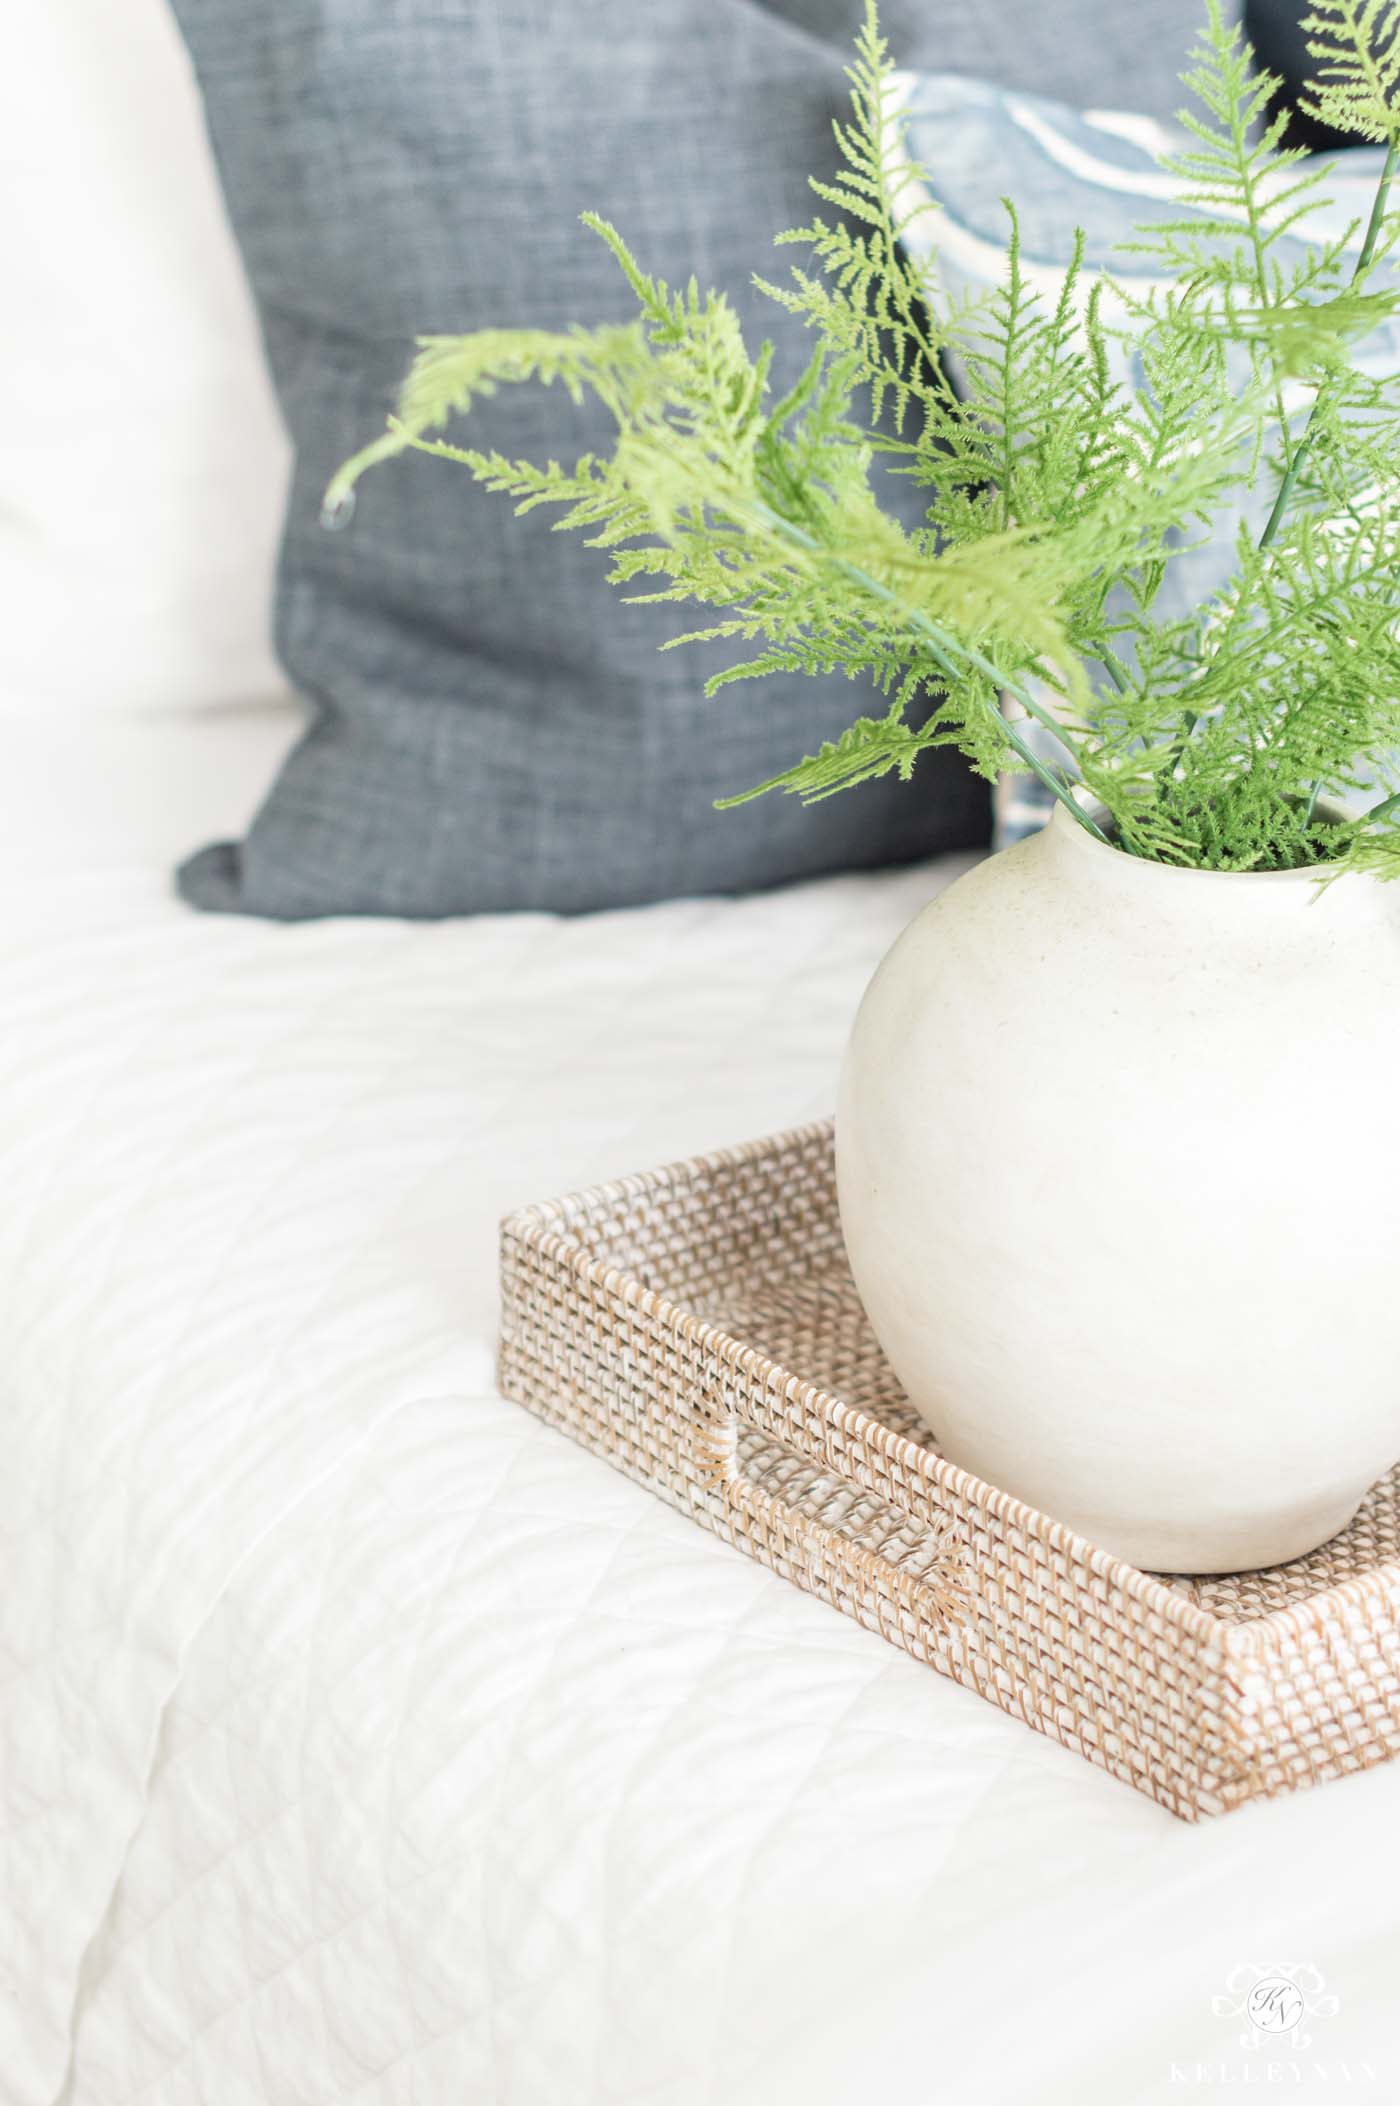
(327, 0, 1400, 876)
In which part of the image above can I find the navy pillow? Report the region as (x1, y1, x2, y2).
(170, 0, 1207, 919)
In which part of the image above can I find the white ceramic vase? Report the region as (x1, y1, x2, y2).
(836, 804, 1400, 1573)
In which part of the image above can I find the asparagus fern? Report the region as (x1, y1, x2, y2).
(327, 0, 1400, 878)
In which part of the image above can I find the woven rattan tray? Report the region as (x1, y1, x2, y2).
(498, 1119, 1400, 1819)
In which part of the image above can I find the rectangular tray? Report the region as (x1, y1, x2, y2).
(497, 1119, 1400, 1819)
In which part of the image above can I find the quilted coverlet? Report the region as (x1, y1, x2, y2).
(2, 715, 1398, 2105)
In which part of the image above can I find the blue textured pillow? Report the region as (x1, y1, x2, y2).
(892, 72, 1399, 844)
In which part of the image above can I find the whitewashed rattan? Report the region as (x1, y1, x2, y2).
(498, 1120, 1400, 1820)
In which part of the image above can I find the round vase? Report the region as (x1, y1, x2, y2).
(835, 804, 1400, 1573)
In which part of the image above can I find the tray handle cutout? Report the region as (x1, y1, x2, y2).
(689, 1374, 970, 1652)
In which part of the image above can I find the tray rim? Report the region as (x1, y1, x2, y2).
(502, 1116, 1400, 1655)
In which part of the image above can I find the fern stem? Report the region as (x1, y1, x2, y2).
(1257, 138, 1400, 552)
(997, 719, 1110, 841)
(1094, 650, 1131, 695)
(997, 207, 1025, 533)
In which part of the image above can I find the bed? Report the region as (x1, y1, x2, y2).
(3, 707, 1400, 2106)
(7, 0, 1400, 2090)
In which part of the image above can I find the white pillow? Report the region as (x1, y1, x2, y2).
(0, 0, 290, 713)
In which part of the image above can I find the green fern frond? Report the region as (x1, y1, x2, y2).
(767, 2, 967, 433)
(1300, 0, 1400, 142)
(715, 710, 964, 806)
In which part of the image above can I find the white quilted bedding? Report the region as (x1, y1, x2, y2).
(4, 711, 1400, 2106)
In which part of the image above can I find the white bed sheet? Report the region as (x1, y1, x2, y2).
(3, 715, 1399, 2106)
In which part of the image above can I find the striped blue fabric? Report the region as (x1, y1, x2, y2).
(893, 73, 1398, 845)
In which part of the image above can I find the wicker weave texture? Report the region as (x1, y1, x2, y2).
(497, 1121, 1400, 1820)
